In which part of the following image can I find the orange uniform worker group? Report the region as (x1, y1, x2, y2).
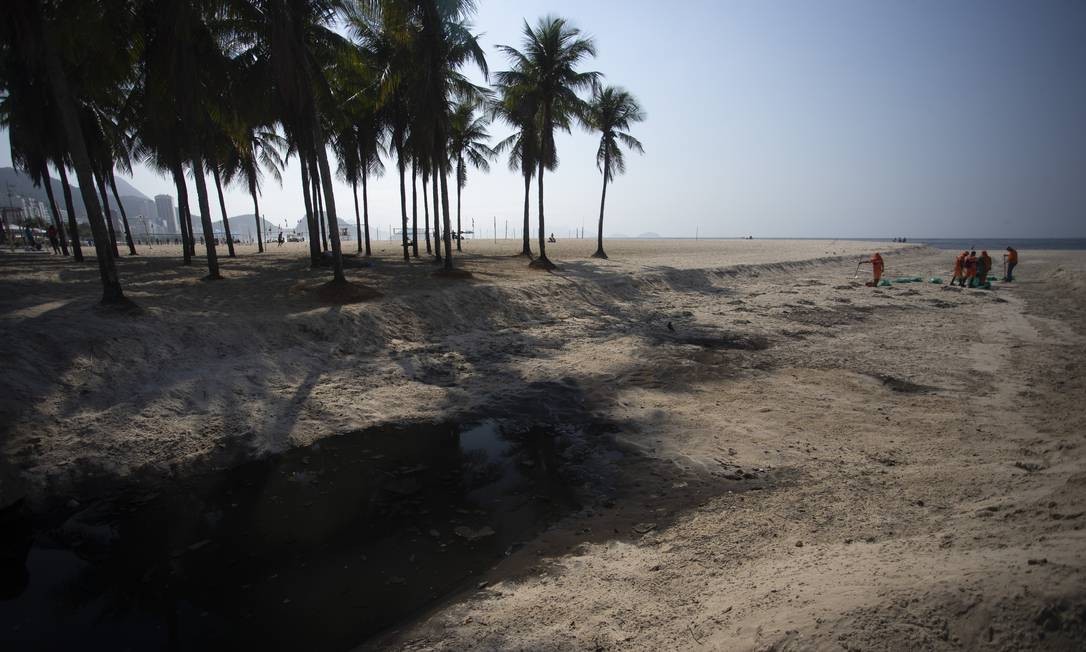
(949, 246, 1017, 288)
(857, 246, 1018, 288)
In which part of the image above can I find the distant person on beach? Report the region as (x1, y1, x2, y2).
(277, 232, 285, 247)
(950, 251, 967, 286)
(46, 225, 60, 254)
(860, 251, 884, 286)
(979, 250, 992, 285)
(548, 233, 556, 243)
(1004, 246, 1018, 281)
(23, 225, 38, 251)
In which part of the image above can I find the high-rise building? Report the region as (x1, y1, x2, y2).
(154, 194, 176, 233)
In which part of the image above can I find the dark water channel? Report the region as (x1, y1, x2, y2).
(0, 420, 581, 650)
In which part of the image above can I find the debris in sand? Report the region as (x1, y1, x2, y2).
(633, 522, 657, 534)
(1014, 461, 1045, 473)
(454, 525, 496, 541)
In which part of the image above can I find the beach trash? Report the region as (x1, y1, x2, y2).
(879, 279, 892, 287)
(929, 277, 943, 284)
(893, 276, 922, 283)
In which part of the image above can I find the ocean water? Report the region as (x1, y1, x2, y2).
(916, 238, 1086, 251)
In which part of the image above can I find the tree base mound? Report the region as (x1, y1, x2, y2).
(431, 268, 473, 280)
(201, 273, 224, 282)
(94, 296, 142, 315)
(314, 279, 382, 304)
(528, 257, 557, 271)
(591, 250, 609, 259)
(513, 250, 534, 258)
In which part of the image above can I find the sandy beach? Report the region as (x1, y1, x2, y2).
(2, 239, 1084, 649)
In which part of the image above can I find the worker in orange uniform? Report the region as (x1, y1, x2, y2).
(964, 251, 978, 287)
(950, 251, 967, 286)
(860, 251, 885, 287)
(1003, 246, 1018, 281)
(978, 250, 993, 285)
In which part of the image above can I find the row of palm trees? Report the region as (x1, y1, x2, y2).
(0, 0, 644, 304)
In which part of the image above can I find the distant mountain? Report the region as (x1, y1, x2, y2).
(292, 216, 353, 233)
(637, 232, 661, 238)
(1, 166, 152, 221)
(212, 214, 261, 239)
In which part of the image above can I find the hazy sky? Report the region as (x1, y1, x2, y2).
(3, 0, 1085, 238)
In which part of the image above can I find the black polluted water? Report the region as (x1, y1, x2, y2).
(0, 420, 581, 651)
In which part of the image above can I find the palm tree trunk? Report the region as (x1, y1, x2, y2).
(41, 164, 69, 255)
(314, 133, 346, 284)
(592, 164, 609, 259)
(313, 160, 328, 253)
(352, 177, 362, 253)
(39, 24, 124, 303)
(361, 166, 371, 256)
(431, 156, 441, 263)
(171, 163, 193, 265)
(108, 169, 137, 256)
(250, 180, 263, 253)
(438, 155, 454, 271)
(299, 153, 320, 265)
(422, 173, 431, 255)
(189, 154, 222, 279)
(211, 166, 235, 257)
(520, 172, 532, 257)
(93, 170, 120, 258)
(456, 176, 462, 253)
(183, 188, 196, 257)
(532, 156, 554, 269)
(396, 149, 409, 262)
(57, 164, 83, 261)
(410, 160, 419, 257)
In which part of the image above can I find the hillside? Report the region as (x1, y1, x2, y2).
(1, 166, 150, 219)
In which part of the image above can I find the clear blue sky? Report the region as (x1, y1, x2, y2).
(3, 0, 1085, 238)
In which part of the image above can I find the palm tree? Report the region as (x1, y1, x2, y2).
(586, 86, 644, 259)
(230, 0, 355, 284)
(362, 1, 488, 271)
(491, 79, 540, 257)
(2, 0, 127, 303)
(1, 79, 70, 256)
(496, 17, 599, 270)
(448, 100, 494, 252)
(357, 105, 384, 256)
(332, 121, 363, 252)
(222, 126, 286, 254)
(132, 0, 226, 279)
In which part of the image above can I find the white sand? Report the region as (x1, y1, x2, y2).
(2, 239, 1084, 649)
